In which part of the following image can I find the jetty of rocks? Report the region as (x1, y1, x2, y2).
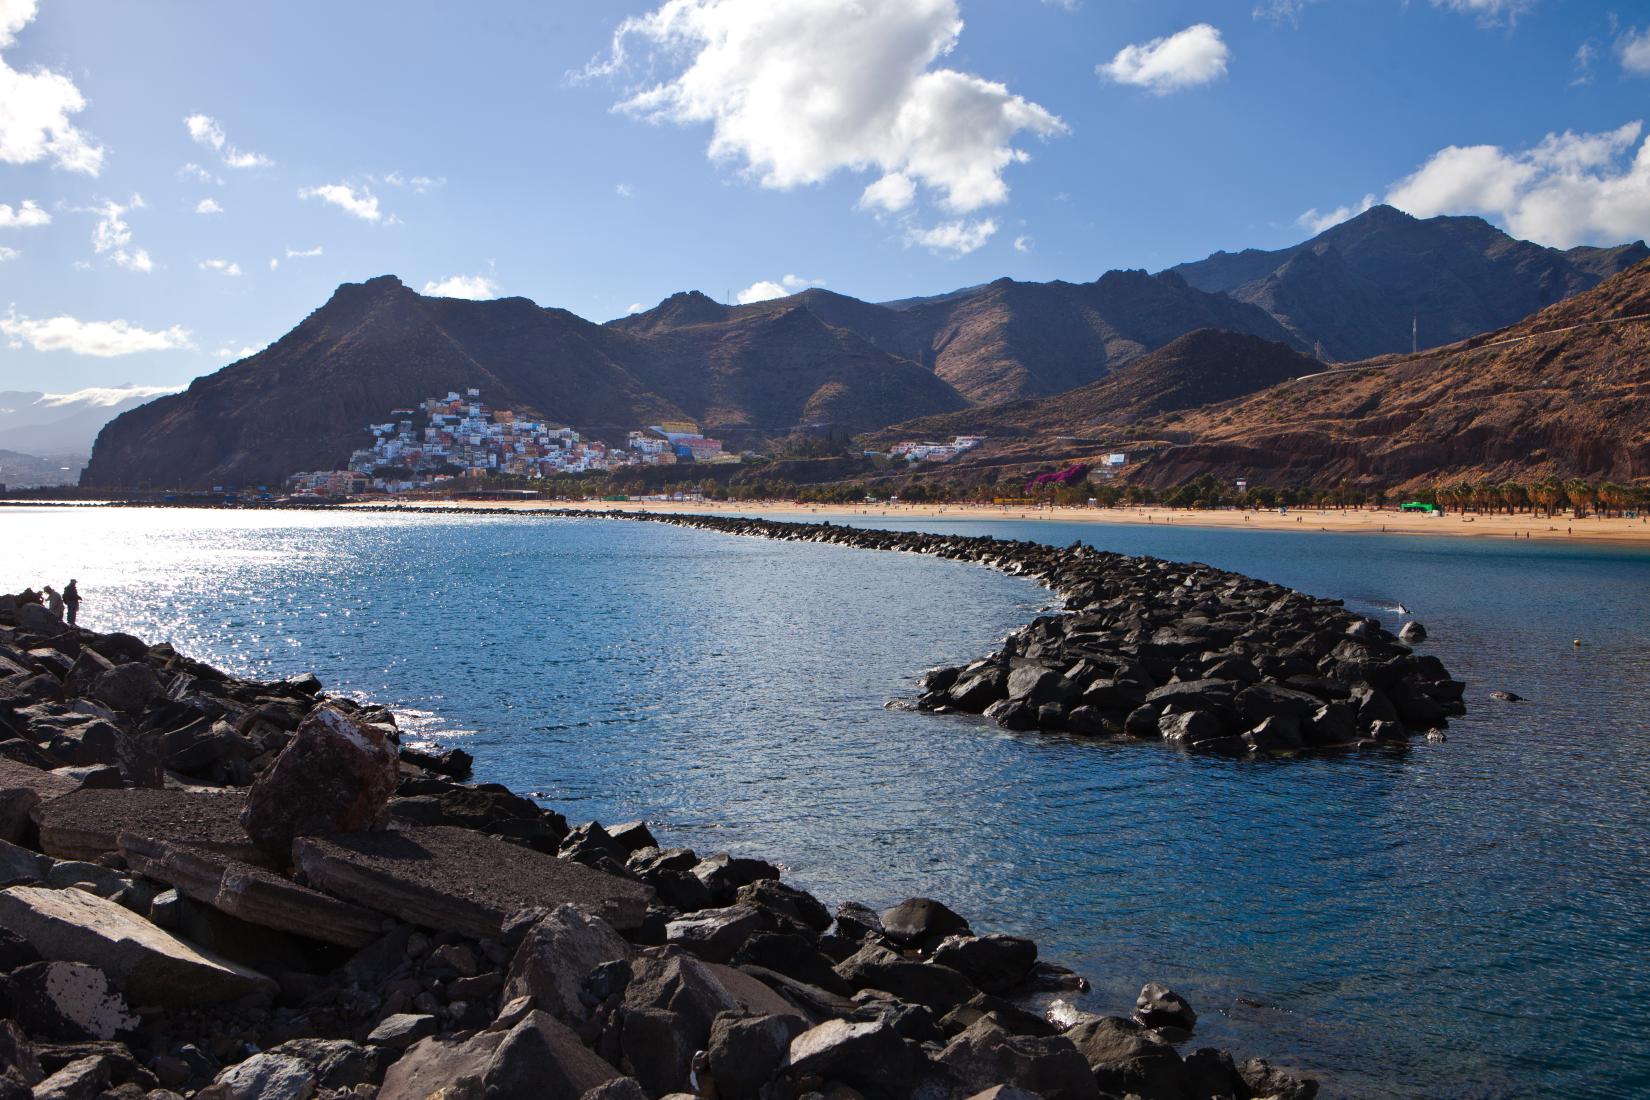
(0, 588, 1325, 1099)
(376, 506, 1464, 755)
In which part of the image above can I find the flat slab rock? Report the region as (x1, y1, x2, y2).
(0, 759, 78, 843)
(32, 787, 262, 864)
(294, 825, 652, 938)
(0, 885, 275, 1006)
(119, 832, 384, 948)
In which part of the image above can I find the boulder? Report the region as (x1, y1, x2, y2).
(118, 833, 383, 948)
(1244, 714, 1303, 754)
(731, 931, 849, 994)
(664, 905, 761, 963)
(1158, 710, 1227, 746)
(1398, 621, 1427, 643)
(241, 704, 400, 860)
(503, 904, 634, 1024)
(1237, 1057, 1319, 1100)
(622, 954, 740, 1057)
(0, 1020, 42, 1086)
(785, 1018, 916, 1100)
(707, 1012, 806, 1100)
(486, 1011, 623, 1099)
(937, 1017, 1098, 1100)
(90, 664, 163, 715)
(0, 759, 76, 844)
(734, 964, 855, 1022)
(879, 896, 970, 946)
(213, 1052, 315, 1100)
(28, 1054, 110, 1100)
(691, 852, 780, 902)
(376, 1030, 502, 1100)
(930, 934, 1038, 995)
(12, 602, 66, 637)
(0, 961, 136, 1040)
(0, 837, 49, 885)
(833, 943, 978, 1015)
(1064, 1017, 1184, 1100)
(0, 885, 274, 1006)
(32, 788, 258, 864)
(1132, 982, 1196, 1034)
(263, 1039, 386, 1092)
(366, 1014, 437, 1050)
(294, 826, 651, 938)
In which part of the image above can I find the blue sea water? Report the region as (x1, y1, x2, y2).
(3, 505, 1648, 1099)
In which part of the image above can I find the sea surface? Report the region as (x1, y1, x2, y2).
(4, 505, 1648, 1099)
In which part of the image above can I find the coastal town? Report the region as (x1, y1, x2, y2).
(286, 389, 738, 496)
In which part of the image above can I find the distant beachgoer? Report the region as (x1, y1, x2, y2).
(62, 580, 81, 626)
(42, 585, 64, 620)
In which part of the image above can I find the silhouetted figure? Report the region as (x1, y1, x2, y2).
(63, 579, 81, 626)
(42, 585, 64, 620)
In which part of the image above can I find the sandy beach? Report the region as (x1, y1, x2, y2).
(360, 498, 1650, 547)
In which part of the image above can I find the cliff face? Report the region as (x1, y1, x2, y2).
(1168, 205, 1649, 362)
(1130, 259, 1650, 487)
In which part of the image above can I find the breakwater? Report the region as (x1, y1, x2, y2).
(349, 505, 1468, 754)
(0, 589, 1325, 1099)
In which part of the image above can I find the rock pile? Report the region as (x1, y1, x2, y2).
(573, 511, 1466, 753)
(0, 590, 1324, 1098)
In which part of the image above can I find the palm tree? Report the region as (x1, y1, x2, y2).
(1500, 480, 1527, 515)
(1564, 478, 1596, 517)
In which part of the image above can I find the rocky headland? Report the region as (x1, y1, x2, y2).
(1, 509, 1465, 1098)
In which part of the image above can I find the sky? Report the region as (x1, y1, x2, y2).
(2, 0, 1649, 394)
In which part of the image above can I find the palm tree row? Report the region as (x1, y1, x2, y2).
(1430, 477, 1644, 517)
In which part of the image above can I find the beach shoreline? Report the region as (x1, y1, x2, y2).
(347, 497, 1650, 546)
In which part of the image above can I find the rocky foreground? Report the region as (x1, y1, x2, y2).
(0, 569, 1330, 1100)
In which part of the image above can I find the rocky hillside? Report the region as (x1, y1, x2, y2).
(1128, 258, 1650, 487)
(867, 330, 1323, 444)
(1166, 205, 1648, 362)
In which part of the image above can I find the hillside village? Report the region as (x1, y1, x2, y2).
(288, 390, 737, 496)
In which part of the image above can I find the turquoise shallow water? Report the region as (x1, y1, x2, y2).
(4, 506, 1649, 1099)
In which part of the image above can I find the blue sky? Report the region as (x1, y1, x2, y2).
(2, 0, 1648, 393)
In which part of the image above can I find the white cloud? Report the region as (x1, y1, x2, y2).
(1012, 234, 1033, 252)
(734, 273, 823, 303)
(199, 258, 241, 277)
(1099, 23, 1230, 94)
(268, 258, 278, 271)
(1, 312, 193, 356)
(626, 302, 645, 314)
(178, 162, 221, 185)
(1620, 28, 1650, 76)
(90, 194, 153, 272)
(422, 273, 498, 299)
(38, 383, 180, 407)
(615, 182, 635, 198)
(1297, 192, 1376, 234)
(0, 197, 48, 227)
(1384, 121, 1650, 247)
(596, 0, 1064, 217)
(285, 245, 323, 258)
(1252, 0, 1320, 22)
(904, 217, 997, 256)
(214, 345, 257, 359)
(383, 171, 444, 193)
(858, 171, 916, 213)
(1430, 0, 1532, 25)
(735, 280, 788, 304)
(184, 113, 271, 168)
(299, 183, 383, 222)
(0, 244, 17, 261)
(195, 197, 223, 215)
(0, 0, 104, 174)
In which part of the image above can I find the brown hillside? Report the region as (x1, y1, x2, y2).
(1129, 259, 1650, 488)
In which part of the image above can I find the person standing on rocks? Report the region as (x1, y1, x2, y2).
(62, 579, 81, 626)
(42, 585, 64, 621)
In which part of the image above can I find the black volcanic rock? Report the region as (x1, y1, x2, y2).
(1168, 204, 1649, 361)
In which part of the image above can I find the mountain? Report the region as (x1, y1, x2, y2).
(1166, 205, 1649, 362)
(81, 277, 962, 488)
(1126, 258, 1650, 487)
(867, 329, 1322, 443)
(0, 386, 176, 456)
(618, 272, 1308, 406)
